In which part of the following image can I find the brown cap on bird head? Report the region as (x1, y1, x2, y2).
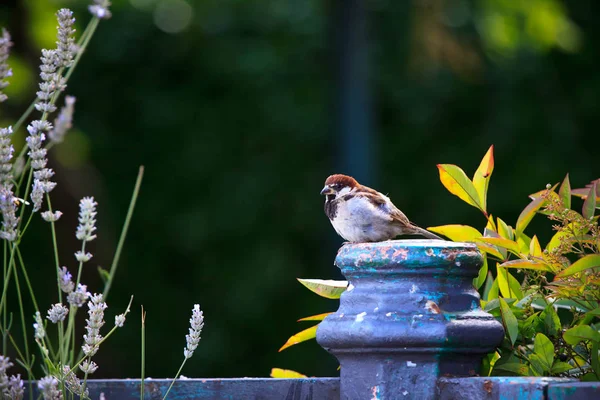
(321, 174, 359, 195)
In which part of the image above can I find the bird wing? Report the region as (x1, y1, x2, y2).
(343, 190, 411, 225)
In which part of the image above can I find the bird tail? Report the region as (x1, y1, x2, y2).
(412, 226, 443, 240)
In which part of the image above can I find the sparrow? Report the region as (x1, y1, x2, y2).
(320, 174, 442, 242)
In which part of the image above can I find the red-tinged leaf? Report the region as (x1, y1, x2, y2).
(437, 164, 485, 213)
(516, 197, 546, 236)
(297, 279, 348, 299)
(499, 259, 552, 272)
(572, 178, 600, 199)
(297, 313, 332, 322)
(499, 298, 519, 345)
(556, 254, 600, 278)
(270, 368, 307, 378)
(497, 217, 513, 240)
(529, 183, 558, 200)
(427, 225, 481, 242)
(582, 182, 597, 219)
(559, 174, 571, 209)
(472, 145, 494, 211)
(529, 235, 542, 257)
(478, 237, 521, 255)
(279, 325, 318, 352)
(563, 325, 600, 346)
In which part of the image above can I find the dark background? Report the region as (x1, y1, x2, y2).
(0, 0, 598, 379)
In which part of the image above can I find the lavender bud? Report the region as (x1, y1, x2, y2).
(41, 210, 63, 222)
(67, 283, 90, 308)
(75, 251, 93, 263)
(0, 29, 12, 102)
(183, 304, 204, 359)
(46, 303, 68, 323)
(49, 96, 76, 144)
(76, 197, 97, 241)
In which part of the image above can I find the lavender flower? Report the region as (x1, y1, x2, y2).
(26, 120, 56, 211)
(75, 251, 92, 263)
(67, 283, 90, 307)
(79, 360, 98, 375)
(82, 293, 107, 357)
(0, 355, 13, 392)
(33, 311, 46, 340)
(42, 210, 63, 222)
(62, 366, 88, 398)
(58, 266, 74, 293)
(76, 197, 97, 241)
(56, 9, 76, 68)
(114, 314, 126, 328)
(89, 0, 112, 19)
(35, 49, 64, 114)
(0, 29, 12, 103)
(47, 303, 69, 323)
(183, 304, 204, 359)
(0, 186, 19, 241)
(0, 126, 14, 185)
(49, 96, 76, 144)
(38, 376, 62, 400)
(5, 374, 24, 400)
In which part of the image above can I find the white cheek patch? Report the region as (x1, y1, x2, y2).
(336, 186, 352, 198)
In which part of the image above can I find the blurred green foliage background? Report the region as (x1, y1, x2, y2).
(0, 0, 598, 379)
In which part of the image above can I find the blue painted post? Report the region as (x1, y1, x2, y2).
(316, 240, 505, 400)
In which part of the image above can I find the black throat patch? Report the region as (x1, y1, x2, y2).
(324, 195, 337, 220)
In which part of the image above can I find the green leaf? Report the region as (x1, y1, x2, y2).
(585, 308, 600, 317)
(482, 272, 495, 301)
(559, 174, 571, 209)
(500, 298, 519, 345)
(499, 259, 552, 272)
(497, 267, 523, 300)
(478, 237, 521, 256)
(556, 254, 600, 278)
(497, 217, 513, 240)
(427, 225, 481, 242)
(270, 368, 307, 378)
(437, 164, 485, 213)
(494, 362, 529, 375)
(528, 354, 545, 376)
(543, 305, 561, 337)
(533, 333, 554, 371)
(563, 325, 600, 346)
(590, 341, 599, 380)
(516, 232, 531, 254)
(297, 312, 332, 322)
(297, 279, 348, 299)
(516, 197, 546, 236)
(279, 325, 318, 351)
(473, 258, 488, 290)
(472, 145, 494, 212)
(551, 361, 573, 374)
(97, 266, 110, 284)
(582, 182, 597, 219)
(486, 276, 499, 301)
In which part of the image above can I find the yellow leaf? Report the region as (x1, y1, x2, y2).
(556, 254, 600, 278)
(530, 235, 542, 257)
(297, 313, 332, 322)
(497, 267, 523, 300)
(270, 368, 307, 378)
(297, 279, 348, 299)
(472, 145, 494, 211)
(486, 214, 497, 231)
(476, 242, 505, 261)
(279, 325, 318, 352)
(427, 225, 481, 242)
(497, 217, 513, 240)
(437, 164, 485, 214)
(478, 237, 521, 256)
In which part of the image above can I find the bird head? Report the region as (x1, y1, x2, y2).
(320, 174, 359, 200)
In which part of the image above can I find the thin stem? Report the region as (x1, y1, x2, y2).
(103, 166, 144, 300)
(46, 195, 63, 303)
(12, 260, 31, 376)
(141, 306, 146, 400)
(15, 246, 39, 312)
(163, 359, 187, 400)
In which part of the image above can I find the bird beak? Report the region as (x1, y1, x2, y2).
(320, 185, 335, 195)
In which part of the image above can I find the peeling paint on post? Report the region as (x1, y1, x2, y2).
(316, 240, 505, 400)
